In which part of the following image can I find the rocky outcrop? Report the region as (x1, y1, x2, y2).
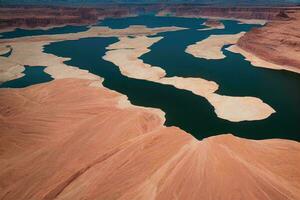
(158, 5, 297, 20)
(203, 19, 223, 27)
(237, 10, 300, 72)
(0, 7, 96, 29)
(0, 79, 299, 200)
(0, 5, 298, 31)
(200, 19, 225, 30)
(0, 6, 136, 30)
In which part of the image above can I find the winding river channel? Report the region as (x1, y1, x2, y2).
(1, 15, 300, 140)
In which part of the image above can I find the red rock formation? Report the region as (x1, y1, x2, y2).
(0, 79, 299, 200)
(0, 7, 95, 29)
(237, 10, 300, 70)
(203, 19, 223, 27)
(159, 5, 298, 20)
(0, 5, 299, 30)
(0, 6, 135, 30)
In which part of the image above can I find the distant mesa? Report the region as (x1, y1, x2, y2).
(276, 10, 290, 20)
(235, 9, 300, 74)
(0, 5, 298, 31)
(203, 19, 223, 28)
(200, 19, 225, 30)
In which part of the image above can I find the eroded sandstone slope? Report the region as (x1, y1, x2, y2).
(237, 10, 300, 72)
(0, 79, 299, 200)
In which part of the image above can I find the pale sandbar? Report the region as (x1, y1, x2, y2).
(0, 25, 186, 87)
(0, 57, 24, 83)
(104, 35, 275, 122)
(185, 32, 245, 60)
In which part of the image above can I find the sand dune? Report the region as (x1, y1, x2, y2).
(0, 79, 299, 200)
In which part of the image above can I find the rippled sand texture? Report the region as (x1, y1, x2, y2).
(0, 79, 299, 200)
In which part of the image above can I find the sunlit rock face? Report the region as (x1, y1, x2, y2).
(237, 11, 300, 73)
(0, 79, 300, 200)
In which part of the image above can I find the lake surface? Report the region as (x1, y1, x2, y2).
(2, 15, 300, 140)
(0, 25, 88, 39)
(0, 66, 53, 88)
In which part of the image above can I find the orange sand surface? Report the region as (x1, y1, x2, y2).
(0, 79, 299, 200)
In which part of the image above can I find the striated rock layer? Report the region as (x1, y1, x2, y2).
(0, 5, 139, 31)
(0, 5, 298, 31)
(0, 79, 299, 200)
(157, 6, 298, 21)
(236, 10, 300, 73)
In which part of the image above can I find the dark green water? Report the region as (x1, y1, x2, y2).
(0, 66, 53, 88)
(2, 16, 300, 140)
(0, 25, 89, 39)
(98, 15, 207, 29)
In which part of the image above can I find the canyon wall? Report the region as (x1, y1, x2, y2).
(0, 4, 298, 30)
(237, 10, 300, 71)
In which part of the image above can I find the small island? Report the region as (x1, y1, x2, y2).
(202, 19, 225, 30)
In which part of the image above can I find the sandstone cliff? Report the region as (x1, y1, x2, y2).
(0, 5, 298, 30)
(237, 10, 300, 70)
